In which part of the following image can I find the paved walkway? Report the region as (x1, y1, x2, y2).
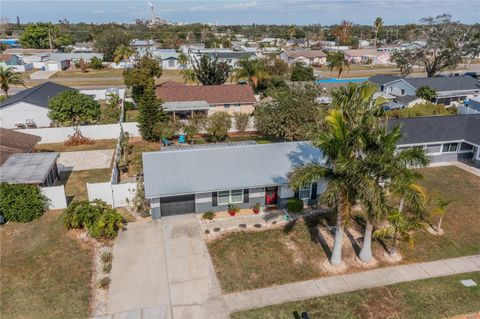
(224, 255, 480, 313)
(430, 161, 480, 177)
(104, 215, 228, 319)
(57, 150, 114, 171)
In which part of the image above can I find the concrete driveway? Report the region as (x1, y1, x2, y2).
(107, 215, 228, 319)
(30, 70, 57, 79)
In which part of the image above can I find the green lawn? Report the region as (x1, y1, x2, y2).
(208, 166, 480, 293)
(36, 139, 118, 152)
(231, 272, 480, 319)
(0, 211, 93, 319)
(52, 68, 124, 78)
(125, 109, 140, 122)
(59, 168, 112, 203)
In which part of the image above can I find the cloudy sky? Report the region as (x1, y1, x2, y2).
(1, 0, 478, 25)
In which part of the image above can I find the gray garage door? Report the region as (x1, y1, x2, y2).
(160, 194, 195, 217)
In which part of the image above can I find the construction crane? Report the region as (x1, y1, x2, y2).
(146, 1, 155, 23)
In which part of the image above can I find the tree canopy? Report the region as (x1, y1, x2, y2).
(19, 22, 73, 49)
(416, 86, 437, 101)
(93, 25, 131, 62)
(123, 55, 162, 101)
(137, 82, 165, 142)
(191, 54, 231, 85)
(290, 62, 315, 82)
(48, 91, 100, 126)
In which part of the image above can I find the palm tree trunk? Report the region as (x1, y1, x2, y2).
(359, 220, 373, 263)
(330, 202, 345, 266)
(398, 197, 405, 213)
(390, 231, 398, 258)
(437, 215, 443, 232)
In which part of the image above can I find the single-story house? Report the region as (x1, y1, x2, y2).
(44, 53, 104, 69)
(155, 83, 257, 118)
(3, 48, 58, 54)
(42, 57, 69, 71)
(143, 141, 327, 218)
(0, 82, 76, 128)
(0, 53, 33, 72)
(0, 152, 60, 186)
(374, 75, 480, 106)
(72, 42, 95, 53)
(344, 49, 391, 65)
(388, 114, 480, 168)
(0, 128, 41, 165)
(208, 51, 257, 68)
(151, 49, 182, 69)
(279, 50, 327, 66)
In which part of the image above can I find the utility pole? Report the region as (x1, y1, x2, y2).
(48, 28, 53, 52)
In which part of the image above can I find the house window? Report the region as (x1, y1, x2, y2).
(401, 89, 405, 95)
(442, 143, 458, 153)
(217, 189, 244, 205)
(168, 60, 175, 68)
(224, 104, 231, 108)
(425, 144, 441, 154)
(299, 186, 311, 199)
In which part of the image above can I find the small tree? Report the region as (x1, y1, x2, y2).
(416, 86, 437, 101)
(78, 58, 87, 72)
(129, 177, 150, 217)
(326, 51, 350, 79)
(90, 56, 103, 70)
(123, 55, 162, 101)
(0, 65, 26, 97)
(155, 120, 178, 141)
(191, 54, 230, 85)
(290, 62, 314, 82)
(137, 83, 165, 142)
(205, 112, 232, 142)
(0, 183, 49, 222)
(101, 93, 121, 124)
(430, 195, 451, 235)
(182, 116, 206, 144)
(49, 91, 101, 126)
(233, 112, 250, 133)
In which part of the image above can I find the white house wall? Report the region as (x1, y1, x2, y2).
(0, 102, 51, 128)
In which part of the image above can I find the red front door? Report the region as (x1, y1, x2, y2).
(265, 186, 278, 205)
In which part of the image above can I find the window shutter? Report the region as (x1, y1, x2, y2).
(243, 189, 249, 203)
(294, 191, 299, 199)
(311, 182, 317, 200)
(212, 192, 218, 207)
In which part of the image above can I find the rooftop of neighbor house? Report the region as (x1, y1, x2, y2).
(142, 141, 325, 198)
(344, 49, 385, 57)
(0, 128, 41, 165)
(162, 101, 210, 111)
(155, 83, 257, 105)
(45, 52, 104, 60)
(3, 48, 59, 54)
(388, 114, 480, 145)
(401, 76, 480, 92)
(282, 49, 327, 58)
(0, 82, 76, 109)
(0, 152, 59, 184)
(208, 51, 257, 59)
(369, 74, 402, 86)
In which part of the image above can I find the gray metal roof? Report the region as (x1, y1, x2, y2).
(143, 141, 325, 198)
(209, 51, 256, 60)
(402, 76, 480, 92)
(0, 82, 76, 109)
(388, 114, 480, 145)
(162, 101, 210, 111)
(161, 141, 257, 151)
(369, 74, 401, 86)
(0, 152, 59, 184)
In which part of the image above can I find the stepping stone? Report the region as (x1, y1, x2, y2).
(461, 279, 477, 287)
(254, 224, 262, 228)
(213, 227, 221, 232)
(239, 224, 247, 228)
(204, 229, 210, 234)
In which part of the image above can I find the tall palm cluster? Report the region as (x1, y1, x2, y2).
(0, 66, 26, 97)
(289, 83, 429, 266)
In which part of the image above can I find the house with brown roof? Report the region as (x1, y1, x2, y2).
(279, 50, 327, 66)
(155, 83, 257, 119)
(344, 49, 391, 65)
(0, 128, 41, 165)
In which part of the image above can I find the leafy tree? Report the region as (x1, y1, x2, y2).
(233, 112, 250, 133)
(0, 66, 25, 96)
(123, 55, 162, 101)
(391, 49, 417, 77)
(326, 51, 350, 79)
(182, 116, 206, 144)
(191, 54, 230, 85)
(137, 83, 165, 142)
(235, 56, 268, 89)
(290, 62, 314, 82)
(181, 69, 197, 85)
(49, 91, 100, 126)
(100, 93, 121, 124)
(430, 195, 451, 234)
(93, 25, 131, 62)
(255, 84, 322, 141)
(205, 112, 232, 142)
(0, 183, 49, 222)
(178, 52, 189, 69)
(260, 55, 289, 77)
(373, 17, 383, 48)
(416, 86, 437, 101)
(332, 20, 353, 45)
(113, 44, 135, 64)
(90, 56, 103, 69)
(129, 177, 150, 217)
(19, 22, 73, 49)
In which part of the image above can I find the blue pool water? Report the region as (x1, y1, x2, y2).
(316, 77, 368, 83)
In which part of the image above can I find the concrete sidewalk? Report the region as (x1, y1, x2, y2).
(430, 161, 480, 177)
(224, 255, 480, 313)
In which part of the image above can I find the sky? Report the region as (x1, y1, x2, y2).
(1, 0, 479, 25)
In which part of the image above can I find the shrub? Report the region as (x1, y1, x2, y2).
(97, 277, 111, 289)
(202, 211, 214, 220)
(102, 262, 112, 273)
(205, 111, 232, 142)
(48, 91, 101, 126)
(101, 251, 113, 264)
(287, 198, 304, 213)
(64, 128, 95, 146)
(233, 112, 250, 133)
(90, 56, 103, 69)
(124, 101, 135, 111)
(0, 183, 49, 222)
(63, 200, 124, 239)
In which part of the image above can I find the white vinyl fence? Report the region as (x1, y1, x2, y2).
(41, 185, 68, 209)
(86, 182, 137, 208)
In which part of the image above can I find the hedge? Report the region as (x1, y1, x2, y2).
(0, 183, 49, 222)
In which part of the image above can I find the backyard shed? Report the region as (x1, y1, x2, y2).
(0, 152, 60, 187)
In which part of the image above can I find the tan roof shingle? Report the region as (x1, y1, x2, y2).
(156, 84, 256, 104)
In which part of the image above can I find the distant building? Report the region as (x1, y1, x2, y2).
(279, 50, 327, 66)
(344, 49, 391, 65)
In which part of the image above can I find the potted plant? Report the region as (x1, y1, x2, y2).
(228, 204, 239, 216)
(251, 202, 260, 214)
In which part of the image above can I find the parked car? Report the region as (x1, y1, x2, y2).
(464, 72, 478, 79)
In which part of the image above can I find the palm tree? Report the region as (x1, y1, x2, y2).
(178, 52, 188, 69)
(374, 209, 424, 258)
(326, 51, 350, 79)
(114, 45, 135, 64)
(0, 66, 25, 97)
(430, 195, 451, 235)
(181, 69, 197, 85)
(235, 56, 268, 89)
(373, 17, 383, 49)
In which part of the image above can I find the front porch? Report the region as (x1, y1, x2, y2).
(162, 100, 210, 122)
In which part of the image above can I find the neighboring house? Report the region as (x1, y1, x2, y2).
(42, 57, 69, 71)
(0, 82, 76, 128)
(344, 49, 391, 65)
(143, 141, 327, 218)
(0, 128, 41, 165)
(0, 152, 60, 187)
(155, 83, 257, 118)
(0, 53, 33, 72)
(377, 76, 480, 106)
(72, 42, 95, 53)
(45, 53, 104, 68)
(279, 50, 327, 66)
(151, 49, 182, 69)
(3, 48, 59, 54)
(208, 51, 257, 68)
(388, 114, 480, 168)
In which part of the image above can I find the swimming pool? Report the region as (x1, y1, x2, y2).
(316, 77, 368, 83)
